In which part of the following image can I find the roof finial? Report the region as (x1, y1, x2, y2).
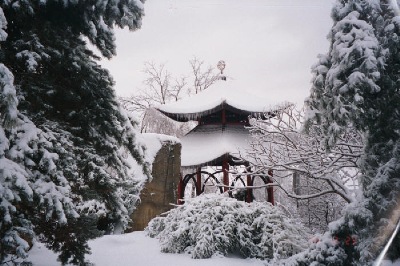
(217, 60, 227, 81)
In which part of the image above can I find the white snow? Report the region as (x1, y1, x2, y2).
(140, 133, 180, 164)
(147, 194, 310, 260)
(16, 50, 41, 72)
(389, 0, 400, 16)
(26, 231, 265, 266)
(24, 229, 400, 265)
(180, 124, 250, 167)
(0, 7, 8, 41)
(156, 80, 286, 121)
(154, 79, 291, 167)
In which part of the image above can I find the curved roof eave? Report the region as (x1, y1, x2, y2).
(156, 103, 224, 122)
(157, 101, 270, 122)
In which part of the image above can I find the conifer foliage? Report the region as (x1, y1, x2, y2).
(305, 1, 383, 147)
(0, 0, 149, 264)
(298, 0, 400, 265)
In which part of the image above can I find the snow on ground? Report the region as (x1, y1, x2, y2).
(26, 231, 266, 266)
(23, 231, 400, 266)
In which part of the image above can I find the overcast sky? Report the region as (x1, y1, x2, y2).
(100, 0, 335, 107)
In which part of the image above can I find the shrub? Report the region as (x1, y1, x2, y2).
(146, 194, 310, 260)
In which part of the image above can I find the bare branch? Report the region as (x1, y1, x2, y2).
(189, 56, 220, 94)
(245, 104, 363, 203)
(119, 58, 220, 136)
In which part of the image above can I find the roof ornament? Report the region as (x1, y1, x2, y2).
(217, 60, 227, 81)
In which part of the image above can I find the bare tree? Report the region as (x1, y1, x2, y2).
(120, 59, 220, 136)
(189, 57, 220, 94)
(246, 104, 362, 204)
(243, 105, 362, 232)
(141, 62, 185, 104)
(119, 62, 186, 110)
(119, 62, 189, 135)
(291, 173, 347, 233)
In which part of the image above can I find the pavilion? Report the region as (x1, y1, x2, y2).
(157, 76, 287, 204)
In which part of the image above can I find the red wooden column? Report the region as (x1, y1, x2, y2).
(267, 169, 274, 205)
(246, 173, 253, 203)
(245, 164, 253, 203)
(196, 167, 202, 196)
(222, 159, 229, 192)
(221, 106, 228, 192)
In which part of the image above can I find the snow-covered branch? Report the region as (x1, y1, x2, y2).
(246, 105, 362, 203)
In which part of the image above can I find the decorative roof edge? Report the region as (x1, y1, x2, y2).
(156, 101, 283, 122)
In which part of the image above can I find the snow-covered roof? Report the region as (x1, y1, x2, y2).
(181, 124, 250, 168)
(157, 80, 283, 122)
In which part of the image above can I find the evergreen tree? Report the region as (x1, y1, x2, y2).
(297, 0, 400, 265)
(305, 0, 383, 147)
(0, 1, 149, 264)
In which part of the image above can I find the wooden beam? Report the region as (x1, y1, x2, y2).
(196, 167, 202, 196)
(223, 158, 229, 192)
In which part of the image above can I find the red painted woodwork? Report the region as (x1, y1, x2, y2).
(199, 109, 249, 125)
(246, 173, 253, 203)
(196, 168, 202, 196)
(173, 93, 270, 203)
(223, 159, 229, 192)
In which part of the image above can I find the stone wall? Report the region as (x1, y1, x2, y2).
(128, 140, 181, 232)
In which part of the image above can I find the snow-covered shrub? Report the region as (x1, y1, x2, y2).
(146, 194, 310, 260)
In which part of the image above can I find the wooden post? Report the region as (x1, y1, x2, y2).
(246, 164, 253, 203)
(223, 159, 229, 192)
(196, 167, 202, 196)
(267, 169, 274, 205)
(246, 173, 253, 203)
